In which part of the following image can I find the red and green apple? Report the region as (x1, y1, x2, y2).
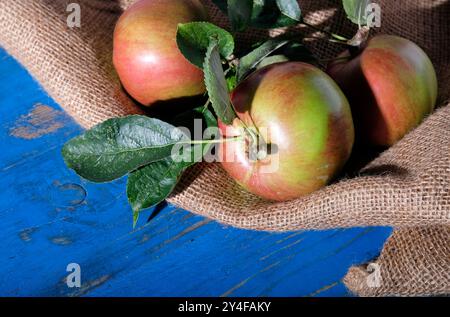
(219, 62, 355, 201)
(113, 0, 208, 106)
(328, 35, 438, 146)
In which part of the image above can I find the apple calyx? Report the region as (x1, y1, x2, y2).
(242, 126, 278, 162)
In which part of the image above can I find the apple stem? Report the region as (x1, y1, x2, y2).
(244, 126, 272, 161)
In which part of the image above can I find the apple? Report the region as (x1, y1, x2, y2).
(327, 35, 438, 146)
(218, 62, 355, 201)
(113, 0, 208, 106)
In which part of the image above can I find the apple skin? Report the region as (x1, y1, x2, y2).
(219, 62, 355, 202)
(327, 35, 438, 147)
(113, 0, 208, 106)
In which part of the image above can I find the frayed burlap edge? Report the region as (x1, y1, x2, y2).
(344, 226, 449, 297)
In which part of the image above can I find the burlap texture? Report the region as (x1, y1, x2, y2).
(0, 0, 448, 296)
(344, 226, 449, 297)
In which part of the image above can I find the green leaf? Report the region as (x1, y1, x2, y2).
(62, 115, 188, 183)
(238, 40, 315, 76)
(277, 41, 316, 63)
(211, 0, 228, 12)
(177, 22, 235, 68)
(342, 0, 370, 27)
(227, 0, 253, 32)
(276, 0, 301, 21)
(127, 107, 218, 219)
(250, 0, 299, 29)
(127, 157, 190, 218)
(203, 39, 237, 125)
(133, 210, 140, 228)
(212, 0, 300, 30)
(194, 106, 219, 130)
(237, 38, 290, 81)
(226, 73, 238, 91)
(256, 54, 290, 69)
(251, 0, 265, 19)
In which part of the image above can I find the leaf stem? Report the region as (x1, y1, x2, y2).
(201, 99, 212, 112)
(318, 55, 352, 64)
(300, 20, 350, 43)
(187, 135, 244, 145)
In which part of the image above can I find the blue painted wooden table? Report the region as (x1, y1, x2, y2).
(0, 47, 392, 297)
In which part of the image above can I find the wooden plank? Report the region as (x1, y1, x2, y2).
(0, 48, 393, 297)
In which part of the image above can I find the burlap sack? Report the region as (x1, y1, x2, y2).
(0, 0, 448, 296)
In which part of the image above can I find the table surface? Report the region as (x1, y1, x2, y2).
(0, 47, 393, 297)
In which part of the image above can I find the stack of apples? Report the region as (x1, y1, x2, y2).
(113, 0, 437, 202)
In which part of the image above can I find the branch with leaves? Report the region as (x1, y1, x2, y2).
(62, 0, 377, 225)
